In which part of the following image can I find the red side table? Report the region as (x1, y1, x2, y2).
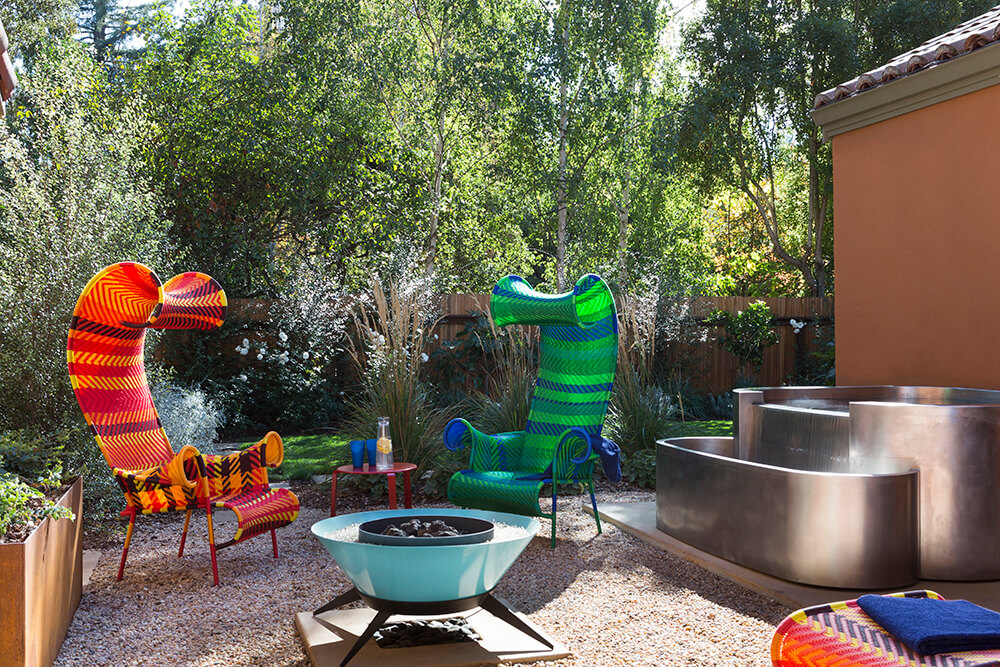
(330, 462, 417, 516)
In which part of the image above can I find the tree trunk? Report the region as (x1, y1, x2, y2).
(617, 154, 631, 284)
(807, 131, 825, 296)
(556, 18, 569, 292)
(425, 105, 446, 278)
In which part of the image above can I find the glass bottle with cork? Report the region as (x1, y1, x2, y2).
(376, 417, 393, 470)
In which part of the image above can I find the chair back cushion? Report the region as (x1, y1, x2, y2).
(490, 275, 618, 473)
(68, 262, 226, 471)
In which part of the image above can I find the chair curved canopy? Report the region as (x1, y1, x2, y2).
(68, 262, 298, 585)
(445, 274, 619, 546)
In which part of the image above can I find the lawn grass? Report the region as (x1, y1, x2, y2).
(662, 419, 733, 438)
(248, 433, 348, 480)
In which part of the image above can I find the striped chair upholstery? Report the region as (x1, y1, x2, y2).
(771, 590, 1000, 666)
(68, 262, 299, 585)
(445, 274, 618, 546)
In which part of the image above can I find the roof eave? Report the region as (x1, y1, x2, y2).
(812, 41, 1000, 141)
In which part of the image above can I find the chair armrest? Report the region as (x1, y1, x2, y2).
(552, 427, 594, 482)
(203, 432, 283, 495)
(443, 418, 524, 472)
(113, 445, 203, 491)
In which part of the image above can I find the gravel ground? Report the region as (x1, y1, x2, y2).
(57, 485, 790, 666)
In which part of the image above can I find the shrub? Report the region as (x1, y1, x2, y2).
(149, 377, 225, 451)
(0, 428, 68, 487)
(63, 431, 123, 531)
(470, 319, 537, 433)
(0, 471, 74, 542)
(344, 279, 456, 476)
(607, 369, 677, 456)
(662, 376, 733, 421)
(621, 449, 657, 490)
(0, 38, 168, 437)
(707, 301, 779, 381)
(422, 448, 468, 499)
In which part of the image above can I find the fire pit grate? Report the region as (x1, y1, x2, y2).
(358, 514, 494, 546)
(373, 618, 481, 649)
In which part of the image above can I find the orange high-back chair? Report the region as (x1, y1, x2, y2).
(67, 262, 299, 585)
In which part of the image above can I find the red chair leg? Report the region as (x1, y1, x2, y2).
(118, 510, 136, 581)
(271, 528, 278, 558)
(206, 504, 219, 586)
(178, 509, 193, 557)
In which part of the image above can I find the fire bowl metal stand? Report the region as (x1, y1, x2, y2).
(313, 587, 553, 667)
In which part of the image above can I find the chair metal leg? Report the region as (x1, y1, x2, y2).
(118, 510, 136, 581)
(588, 479, 602, 535)
(550, 485, 557, 548)
(206, 503, 220, 586)
(178, 509, 193, 557)
(271, 528, 278, 558)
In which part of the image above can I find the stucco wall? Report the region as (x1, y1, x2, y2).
(832, 82, 1000, 389)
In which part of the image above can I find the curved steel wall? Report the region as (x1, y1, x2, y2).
(657, 385, 1000, 586)
(656, 437, 918, 588)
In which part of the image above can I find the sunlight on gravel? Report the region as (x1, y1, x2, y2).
(56, 488, 789, 666)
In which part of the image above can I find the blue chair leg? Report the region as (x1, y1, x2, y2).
(550, 484, 558, 548)
(588, 478, 602, 535)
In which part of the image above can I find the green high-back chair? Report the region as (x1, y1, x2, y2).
(444, 274, 618, 546)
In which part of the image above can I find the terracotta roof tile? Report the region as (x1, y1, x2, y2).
(815, 4, 1000, 108)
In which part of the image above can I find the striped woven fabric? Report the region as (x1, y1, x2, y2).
(67, 262, 299, 584)
(771, 590, 1000, 666)
(446, 274, 618, 546)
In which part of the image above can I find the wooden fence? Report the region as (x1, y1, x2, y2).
(227, 294, 834, 395)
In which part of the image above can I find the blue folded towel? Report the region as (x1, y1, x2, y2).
(857, 594, 1000, 655)
(591, 435, 621, 483)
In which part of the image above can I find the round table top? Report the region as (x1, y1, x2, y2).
(335, 462, 416, 475)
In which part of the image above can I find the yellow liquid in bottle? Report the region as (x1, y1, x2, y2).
(376, 437, 391, 454)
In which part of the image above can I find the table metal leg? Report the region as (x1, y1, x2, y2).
(403, 470, 412, 508)
(387, 472, 397, 509)
(330, 470, 338, 517)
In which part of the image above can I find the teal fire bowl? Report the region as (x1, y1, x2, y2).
(311, 508, 540, 602)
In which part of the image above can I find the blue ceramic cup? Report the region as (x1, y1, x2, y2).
(365, 439, 377, 468)
(349, 440, 365, 469)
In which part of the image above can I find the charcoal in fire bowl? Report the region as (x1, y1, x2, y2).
(358, 515, 494, 546)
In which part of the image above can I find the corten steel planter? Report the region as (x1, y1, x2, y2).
(0, 476, 83, 667)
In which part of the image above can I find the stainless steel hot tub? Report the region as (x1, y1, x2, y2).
(656, 386, 1000, 588)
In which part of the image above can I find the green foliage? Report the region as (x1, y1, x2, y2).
(793, 318, 836, 386)
(0, 37, 167, 436)
(344, 279, 458, 476)
(147, 369, 225, 450)
(63, 430, 123, 531)
(662, 420, 733, 439)
(666, 0, 994, 296)
(707, 302, 779, 380)
(0, 472, 74, 541)
(136, 0, 419, 296)
(250, 434, 348, 481)
(607, 369, 676, 457)
(0, 429, 68, 488)
(663, 377, 733, 422)
(422, 447, 468, 500)
(621, 449, 657, 489)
